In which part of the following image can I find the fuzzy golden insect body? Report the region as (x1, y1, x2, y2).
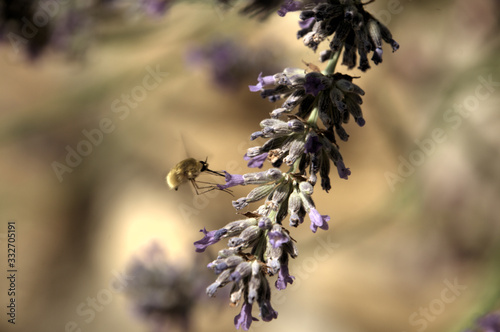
(166, 158, 231, 195)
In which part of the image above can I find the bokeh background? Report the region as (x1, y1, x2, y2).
(0, 0, 499, 332)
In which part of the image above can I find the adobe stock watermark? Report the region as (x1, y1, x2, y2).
(51, 64, 168, 183)
(385, 74, 500, 191)
(249, 235, 340, 330)
(403, 278, 467, 332)
(4, 0, 69, 61)
(65, 270, 134, 332)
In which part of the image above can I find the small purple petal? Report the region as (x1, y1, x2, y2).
(304, 135, 322, 154)
(275, 263, 295, 290)
(249, 73, 275, 92)
(299, 17, 315, 29)
(234, 302, 258, 330)
(218, 171, 245, 190)
(268, 230, 289, 248)
(245, 152, 268, 168)
(336, 160, 351, 179)
(308, 208, 330, 233)
(277, 0, 302, 17)
(304, 74, 327, 96)
(194, 228, 227, 252)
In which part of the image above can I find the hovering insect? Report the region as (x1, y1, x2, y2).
(166, 158, 232, 195)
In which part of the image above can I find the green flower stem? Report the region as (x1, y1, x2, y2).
(322, 45, 343, 76)
(307, 105, 319, 126)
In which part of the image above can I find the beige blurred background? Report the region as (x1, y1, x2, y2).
(0, 1, 499, 331)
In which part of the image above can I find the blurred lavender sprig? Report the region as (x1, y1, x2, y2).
(465, 312, 500, 332)
(0, 0, 174, 59)
(186, 38, 282, 90)
(124, 241, 209, 332)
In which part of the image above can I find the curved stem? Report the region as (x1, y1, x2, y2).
(322, 45, 343, 76)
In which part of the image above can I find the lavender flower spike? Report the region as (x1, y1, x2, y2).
(234, 301, 258, 330)
(218, 171, 245, 190)
(249, 73, 275, 92)
(194, 228, 227, 252)
(308, 208, 330, 233)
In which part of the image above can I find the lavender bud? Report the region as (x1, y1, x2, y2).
(282, 90, 306, 110)
(217, 248, 238, 259)
(247, 183, 276, 203)
(230, 281, 244, 305)
(336, 79, 355, 92)
(283, 139, 305, 166)
(258, 217, 273, 229)
(270, 107, 288, 118)
(243, 168, 282, 184)
(232, 198, 248, 210)
(270, 182, 291, 208)
(260, 118, 284, 128)
(330, 87, 344, 103)
(265, 245, 282, 275)
(209, 255, 244, 274)
(228, 226, 261, 249)
(246, 146, 263, 158)
(206, 269, 231, 297)
(230, 261, 252, 282)
(282, 67, 306, 84)
(247, 261, 262, 303)
(299, 181, 314, 195)
(288, 189, 302, 216)
(223, 218, 258, 237)
(287, 119, 305, 132)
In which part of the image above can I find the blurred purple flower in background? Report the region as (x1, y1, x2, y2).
(124, 241, 209, 332)
(465, 311, 500, 332)
(186, 38, 282, 90)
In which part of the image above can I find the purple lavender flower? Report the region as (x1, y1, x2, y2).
(234, 301, 258, 330)
(308, 208, 330, 233)
(218, 171, 245, 190)
(277, 0, 302, 17)
(298, 1, 399, 70)
(124, 241, 210, 331)
(194, 228, 228, 252)
(249, 72, 276, 92)
(299, 17, 316, 29)
(244, 152, 269, 168)
(275, 263, 295, 290)
(268, 227, 289, 248)
(336, 160, 351, 180)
